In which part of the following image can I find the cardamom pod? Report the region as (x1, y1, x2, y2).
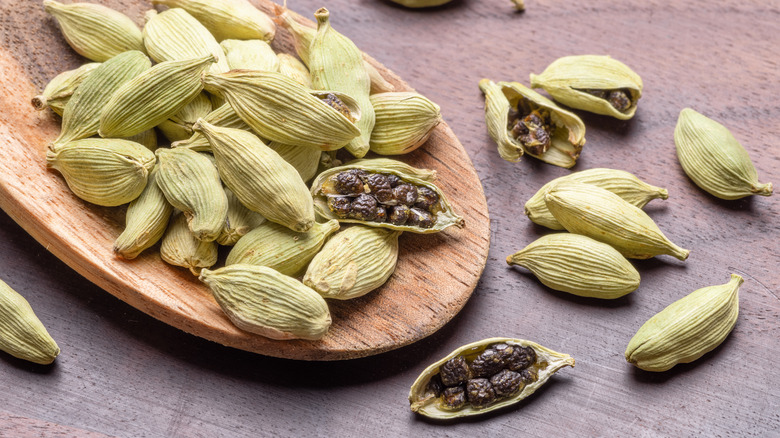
(388, 0, 453, 7)
(347, 158, 438, 182)
(160, 211, 218, 275)
(46, 138, 155, 207)
(32, 62, 100, 115)
(674, 108, 773, 200)
(226, 219, 340, 276)
(511, 0, 526, 11)
(150, 0, 276, 42)
(369, 92, 442, 155)
(507, 233, 640, 299)
(0, 278, 60, 365)
(310, 159, 463, 234)
(43, 0, 145, 62)
(216, 187, 266, 246)
(479, 79, 586, 168)
(52, 51, 151, 148)
(155, 147, 228, 242)
(157, 92, 213, 142)
(409, 337, 574, 419)
(220, 39, 279, 72)
(199, 264, 331, 341)
(303, 225, 401, 300)
(625, 274, 743, 372)
(201, 70, 361, 150)
(277, 53, 313, 89)
(114, 164, 173, 259)
(530, 55, 643, 120)
(124, 129, 158, 151)
(192, 121, 316, 232)
(525, 168, 668, 230)
(171, 103, 251, 152)
(99, 54, 215, 138)
(267, 141, 323, 183)
(544, 181, 690, 260)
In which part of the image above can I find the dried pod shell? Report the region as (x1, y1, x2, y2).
(267, 141, 323, 183)
(303, 226, 401, 300)
(155, 147, 228, 242)
(220, 39, 279, 72)
(346, 158, 438, 182)
(114, 165, 173, 259)
(409, 337, 574, 419)
(157, 92, 213, 142)
(0, 278, 60, 365)
(369, 92, 442, 155)
(226, 219, 340, 276)
(46, 138, 155, 207)
(530, 55, 643, 120)
(625, 274, 742, 372)
(525, 168, 668, 230)
(216, 187, 266, 246)
(507, 233, 640, 299)
(32, 62, 101, 115)
(43, 0, 145, 62)
(545, 181, 689, 260)
(160, 212, 218, 275)
(171, 103, 250, 152)
(277, 53, 313, 89)
(199, 264, 331, 340)
(674, 108, 772, 200)
(151, 0, 275, 42)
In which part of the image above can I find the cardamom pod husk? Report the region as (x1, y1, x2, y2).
(150, 0, 276, 42)
(157, 92, 213, 142)
(674, 108, 772, 200)
(625, 274, 743, 372)
(369, 92, 442, 155)
(32, 62, 101, 115)
(171, 103, 250, 152)
(0, 278, 60, 365)
(160, 211, 218, 275)
(220, 39, 279, 72)
(277, 53, 313, 89)
(216, 187, 266, 246)
(114, 164, 173, 259)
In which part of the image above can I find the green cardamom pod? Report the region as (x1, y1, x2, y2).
(199, 264, 331, 341)
(525, 168, 668, 230)
(155, 147, 228, 242)
(369, 92, 442, 155)
(507, 233, 640, 299)
(46, 138, 155, 207)
(157, 92, 213, 142)
(530, 55, 643, 120)
(171, 103, 251, 152)
(226, 219, 340, 276)
(216, 187, 266, 246)
(220, 39, 279, 72)
(123, 129, 158, 151)
(674, 108, 772, 200)
(114, 165, 173, 259)
(150, 0, 276, 42)
(99, 54, 215, 138)
(32, 62, 100, 115)
(160, 211, 218, 275)
(277, 53, 313, 89)
(625, 274, 742, 372)
(544, 181, 689, 260)
(0, 278, 60, 365)
(43, 0, 145, 62)
(267, 141, 323, 183)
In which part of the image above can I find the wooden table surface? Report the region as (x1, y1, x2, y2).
(1, 0, 779, 436)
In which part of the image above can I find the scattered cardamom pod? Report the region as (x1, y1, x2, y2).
(32, 62, 100, 115)
(530, 55, 643, 120)
(507, 233, 640, 299)
(0, 278, 60, 365)
(369, 92, 442, 155)
(674, 108, 772, 200)
(200, 264, 331, 341)
(171, 103, 251, 152)
(114, 165, 173, 259)
(160, 211, 218, 275)
(216, 187, 266, 246)
(150, 0, 276, 42)
(277, 53, 313, 88)
(220, 39, 279, 72)
(409, 337, 574, 419)
(625, 274, 743, 372)
(157, 92, 213, 143)
(544, 181, 690, 260)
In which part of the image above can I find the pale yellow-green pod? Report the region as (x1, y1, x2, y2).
(346, 158, 438, 182)
(160, 211, 218, 275)
(114, 165, 173, 260)
(151, 0, 276, 42)
(157, 92, 213, 143)
(123, 129, 158, 151)
(625, 274, 743, 372)
(200, 264, 331, 341)
(32, 62, 101, 115)
(507, 233, 640, 299)
(220, 39, 279, 72)
(226, 219, 340, 276)
(267, 141, 323, 183)
(525, 168, 668, 230)
(530, 55, 643, 120)
(303, 226, 401, 300)
(171, 103, 251, 152)
(674, 108, 772, 200)
(277, 53, 313, 89)
(46, 138, 155, 207)
(0, 278, 60, 365)
(216, 187, 266, 247)
(544, 181, 690, 260)
(369, 92, 442, 155)
(43, 0, 145, 62)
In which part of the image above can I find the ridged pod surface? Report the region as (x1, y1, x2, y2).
(369, 92, 441, 155)
(267, 141, 323, 183)
(114, 165, 173, 259)
(157, 92, 213, 142)
(0, 278, 60, 365)
(32, 62, 101, 115)
(160, 212, 217, 275)
(216, 188, 266, 247)
(150, 0, 275, 42)
(171, 103, 250, 152)
(220, 39, 279, 72)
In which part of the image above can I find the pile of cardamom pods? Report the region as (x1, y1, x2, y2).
(35, 0, 464, 343)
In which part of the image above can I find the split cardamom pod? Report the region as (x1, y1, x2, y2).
(216, 187, 266, 247)
(199, 264, 331, 341)
(114, 164, 173, 259)
(32, 62, 100, 115)
(369, 92, 442, 155)
(530, 55, 643, 120)
(674, 108, 772, 200)
(0, 278, 60, 365)
(220, 39, 279, 72)
(625, 274, 743, 372)
(507, 233, 640, 299)
(409, 337, 574, 419)
(157, 92, 213, 143)
(150, 0, 276, 43)
(160, 211, 218, 275)
(544, 181, 689, 260)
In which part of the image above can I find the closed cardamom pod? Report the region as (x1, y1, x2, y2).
(220, 39, 279, 72)
(155, 147, 228, 242)
(525, 168, 668, 230)
(303, 226, 401, 300)
(544, 181, 689, 260)
(226, 219, 340, 276)
(625, 274, 743, 372)
(157, 92, 213, 142)
(507, 233, 640, 299)
(150, 0, 276, 42)
(46, 138, 155, 207)
(0, 278, 60, 365)
(171, 103, 251, 152)
(200, 264, 331, 341)
(99, 54, 215, 138)
(43, 0, 145, 62)
(216, 187, 266, 246)
(479, 79, 586, 168)
(674, 108, 772, 200)
(267, 141, 323, 183)
(530, 55, 643, 120)
(124, 129, 158, 151)
(32, 62, 100, 115)
(369, 92, 442, 155)
(160, 212, 218, 275)
(277, 53, 313, 89)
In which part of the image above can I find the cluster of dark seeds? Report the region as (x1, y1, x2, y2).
(326, 169, 440, 228)
(428, 343, 538, 410)
(583, 88, 632, 112)
(321, 93, 356, 122)
(507, 101, 553, 155)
